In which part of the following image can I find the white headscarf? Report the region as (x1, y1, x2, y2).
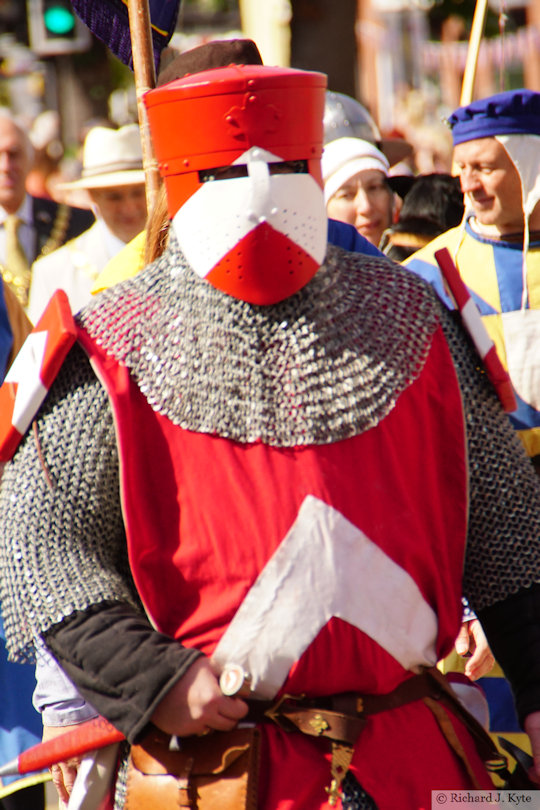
(496, 133, 540, 309)
(322, 137, 390, 204)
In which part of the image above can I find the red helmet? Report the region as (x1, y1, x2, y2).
(144, 65, 328, 305)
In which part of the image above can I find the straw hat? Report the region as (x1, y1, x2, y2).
(59, 124, 145, 190)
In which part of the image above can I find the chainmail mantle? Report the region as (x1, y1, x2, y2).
(77, 235, 441, 447)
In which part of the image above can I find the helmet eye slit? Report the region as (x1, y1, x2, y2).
(199, 159, 308, 183)
(269, 160, 309, 175)
(199, 165, 248, 182)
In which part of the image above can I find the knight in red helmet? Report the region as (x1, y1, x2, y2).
(1, 62, 540, 810)
(146, 64, 328, 304)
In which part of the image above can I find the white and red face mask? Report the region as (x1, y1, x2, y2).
(171, 146, 327, 305)
(145, 64, 328, 305)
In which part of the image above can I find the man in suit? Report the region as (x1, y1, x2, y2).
(0, 107, 94, 312)
(27, 124, 147, 322)
(0, 112, 63, 810)
(0, 282, 30, 379)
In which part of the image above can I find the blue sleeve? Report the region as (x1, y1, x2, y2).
(0, 282, 13, 381)
(404, 256, 455, 310)
(327, 218, 384, 257)
(33, 641, 98, 727)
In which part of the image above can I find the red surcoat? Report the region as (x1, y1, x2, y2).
(79, 323, 494, 809)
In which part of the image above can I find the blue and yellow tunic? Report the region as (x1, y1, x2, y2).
(405, 217, 540, 464)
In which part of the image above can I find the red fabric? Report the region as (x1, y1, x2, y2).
(205, 223, 320, 304)
(0, 290, 76, 462)
(77, 323, 490, 809)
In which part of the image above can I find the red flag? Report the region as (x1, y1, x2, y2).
(435, 248, 517, 414)
(0, 290, 77, 462)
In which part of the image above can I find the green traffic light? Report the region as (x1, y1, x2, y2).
(43, 6, 76, 36)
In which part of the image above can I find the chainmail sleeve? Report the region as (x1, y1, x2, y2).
(435, 304, 540, 612)
(438, 303, 540, 724)
(0, 342, 140, 664)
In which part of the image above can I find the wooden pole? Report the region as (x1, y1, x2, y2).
(126, 0, 161, 212)
(460, 0, 489, 106)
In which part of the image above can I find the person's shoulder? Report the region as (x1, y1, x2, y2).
(327, 218, 384, 257)
(31, 234, 77, 271)
(31, 196, 95, 240)
(325, 245, 447, 350)
(403, 225, 463, 268)
(328, 240, 435, 295)
(92, 230, 146, 295)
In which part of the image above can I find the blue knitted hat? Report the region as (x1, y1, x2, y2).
(449, 89, 540, 145)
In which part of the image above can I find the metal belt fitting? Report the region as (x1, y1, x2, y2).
(244, 669, 451, 805)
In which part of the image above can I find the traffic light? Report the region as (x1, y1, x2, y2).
(26, 0, 91, 56)
(43, 1, 76, 36)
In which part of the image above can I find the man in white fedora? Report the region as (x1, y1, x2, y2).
(27, 124, 147, 323)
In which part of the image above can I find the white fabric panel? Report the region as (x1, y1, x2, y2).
(172, 147, 327, 279)
(502, 309, 540, 409)
(213, 495, 438, 699)
(5, 332, 48, 434)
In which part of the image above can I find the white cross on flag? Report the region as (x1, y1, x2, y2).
(0, 290, 77, 462)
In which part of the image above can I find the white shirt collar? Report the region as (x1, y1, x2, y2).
(0, 194, 33, 227)
(95, 217, 128, 258)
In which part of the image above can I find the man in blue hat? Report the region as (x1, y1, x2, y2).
(405, 87, 540, 759)
(405, 88, 540, 476)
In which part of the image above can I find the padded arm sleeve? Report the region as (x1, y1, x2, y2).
(44, 601, 203, 743)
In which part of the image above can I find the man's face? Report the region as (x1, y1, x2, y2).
(89, 184, 147, 243)
(453, 137, 524, 235)
(0, 118, 32, 214)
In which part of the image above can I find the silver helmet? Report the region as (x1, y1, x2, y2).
(323, 90, 412, 167)
(323, 91, 382, 145)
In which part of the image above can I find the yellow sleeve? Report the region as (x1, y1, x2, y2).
(91, 231, 147, 294)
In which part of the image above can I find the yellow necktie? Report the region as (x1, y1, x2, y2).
(3, 214, 31, 308)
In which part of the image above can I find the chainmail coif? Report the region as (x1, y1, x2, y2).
(78, 234, 441, 447)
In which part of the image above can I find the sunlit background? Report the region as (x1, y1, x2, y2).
(0, 1, 537, 179)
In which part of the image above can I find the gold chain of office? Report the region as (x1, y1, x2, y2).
(0, 204, 72, 308)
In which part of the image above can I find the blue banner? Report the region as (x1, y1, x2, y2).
(71, 0, 182, 70)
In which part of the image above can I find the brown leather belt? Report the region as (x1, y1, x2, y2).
(245, 668, 445, 746)
(246, 667, 511, 799)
